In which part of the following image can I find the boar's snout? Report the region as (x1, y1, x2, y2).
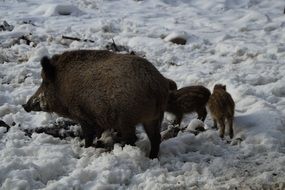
(22, 95, 43, 112)
(22, 103, 32, 112)
(22, 101, 41, 112)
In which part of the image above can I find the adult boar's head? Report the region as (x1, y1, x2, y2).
(23, 56, 57, 113)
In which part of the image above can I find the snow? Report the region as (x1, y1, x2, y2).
(32, 4, 84, 17)
(1, 0, 285, 189)
(185, 119, 206, 131)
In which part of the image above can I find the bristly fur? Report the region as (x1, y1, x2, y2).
(208, 84, 235, 139)
(166, 85, 211, 125)
(24, 50, 170, 159)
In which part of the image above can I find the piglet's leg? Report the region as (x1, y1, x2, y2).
(228, 117, 234, 139)
(218, 118, 225, 139)
(213, 119, 218, 129)
(197, 107, 207, 122)
(173, 112, 183, 126)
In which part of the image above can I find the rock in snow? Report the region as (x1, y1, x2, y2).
(164, 31, 188, 45)
(32, 4, 84, 16)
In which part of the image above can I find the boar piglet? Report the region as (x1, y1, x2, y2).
(23, 50, 170, 159)
(207, 84, 235, 139)
(166, 85, 211, 126)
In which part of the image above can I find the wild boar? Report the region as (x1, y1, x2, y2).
(166, 85, 211, 126)
(23, 50, 170, 158)
(207, 84, 235, 139)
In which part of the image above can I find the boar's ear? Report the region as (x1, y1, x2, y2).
(168, 79, 177, 91)
(223, 85, 227, 91)
(41, 56, 55, 80)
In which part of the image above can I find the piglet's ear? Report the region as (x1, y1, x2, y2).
(41, 56, 55, 80)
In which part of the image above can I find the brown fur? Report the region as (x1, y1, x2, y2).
(23, 50, 170, 158)
(207, 84, 235, 139)
(166, 85, 211, 125)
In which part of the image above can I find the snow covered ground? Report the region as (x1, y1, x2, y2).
(1, 0, 285, 189)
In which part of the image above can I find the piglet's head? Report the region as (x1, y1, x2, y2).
(213, 84, 226, 91)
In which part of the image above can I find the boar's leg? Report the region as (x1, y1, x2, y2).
(143, 112, 163, 159)
(80, 121, 103, 148)
(228, 117, 234, 139)
(81, 123, 95, 147)
(197, 107, 207, 122)
(118, 123, 137, 146)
